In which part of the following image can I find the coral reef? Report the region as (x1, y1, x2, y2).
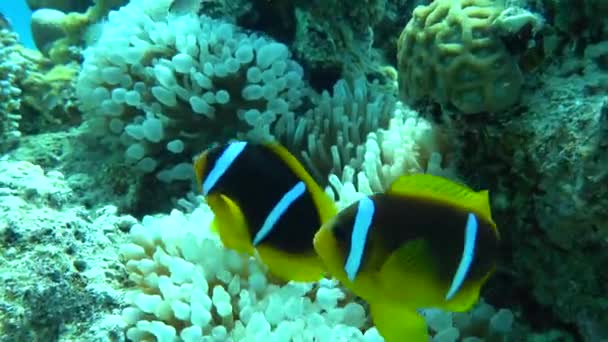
(0, 160, 127, 340)
(76, 0, 308, 183)
(396, 0, 525, 114)
(422, 301, 517, 341)
(272, 76, 446, 203)
(117, 190, 517, 341)
(0, 156, 517, 341)
(534, 0, 608, 44)
(0, 28, 80, 152)
(276, 78, 398, 186)
(322, 101, 445, 208)
(19, 63, 80, 134)
(119, 203, 378, 341)
(202, 0, 420, 90)
(2, 0, 607, 341)
(441, 34, 608, 341)
(0, 29, 26, 152)
(26, 0, 91, 13)
(291, 0, 388, 86)
(27, 0, 128, 63)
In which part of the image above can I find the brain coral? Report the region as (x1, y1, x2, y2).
(397, 0, 523, 114)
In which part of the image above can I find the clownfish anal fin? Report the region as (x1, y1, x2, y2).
(369, 300, 428, 342)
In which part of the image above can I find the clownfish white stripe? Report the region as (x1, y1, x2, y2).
(253, 181, 306, 246)
(445, 212, 478, 301)
(203, 141, 247, 196)
(345, 196, 375, 281)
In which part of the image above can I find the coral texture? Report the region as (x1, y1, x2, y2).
(0, 29, 25, 151)
(76, 0, 307, 182)
(119, 202, 382, 341)
(397, 0, 523, 114)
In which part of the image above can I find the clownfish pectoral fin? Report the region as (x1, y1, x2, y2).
(379, 239, 444, 306)
(387, 174, 494, 224)
(369, 301, 429, 342)
(206, 193, 255, 255)
(256, 245, 325, 282)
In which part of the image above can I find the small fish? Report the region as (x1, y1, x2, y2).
(194, 140, 337, 282)
(313, 173, 500, 342)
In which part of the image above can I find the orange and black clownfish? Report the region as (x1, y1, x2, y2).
(193, 140, 337, 282)
(313, 173, 500, 342)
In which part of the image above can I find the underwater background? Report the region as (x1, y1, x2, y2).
(0, 0, 607, 341)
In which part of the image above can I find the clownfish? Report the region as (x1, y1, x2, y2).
(193, 140, 337, 282)
(313, 173, 500, 342)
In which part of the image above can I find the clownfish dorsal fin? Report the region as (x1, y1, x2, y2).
(387, 174, 494, 224)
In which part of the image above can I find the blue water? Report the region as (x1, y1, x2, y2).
(0, 0, 35, 49)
